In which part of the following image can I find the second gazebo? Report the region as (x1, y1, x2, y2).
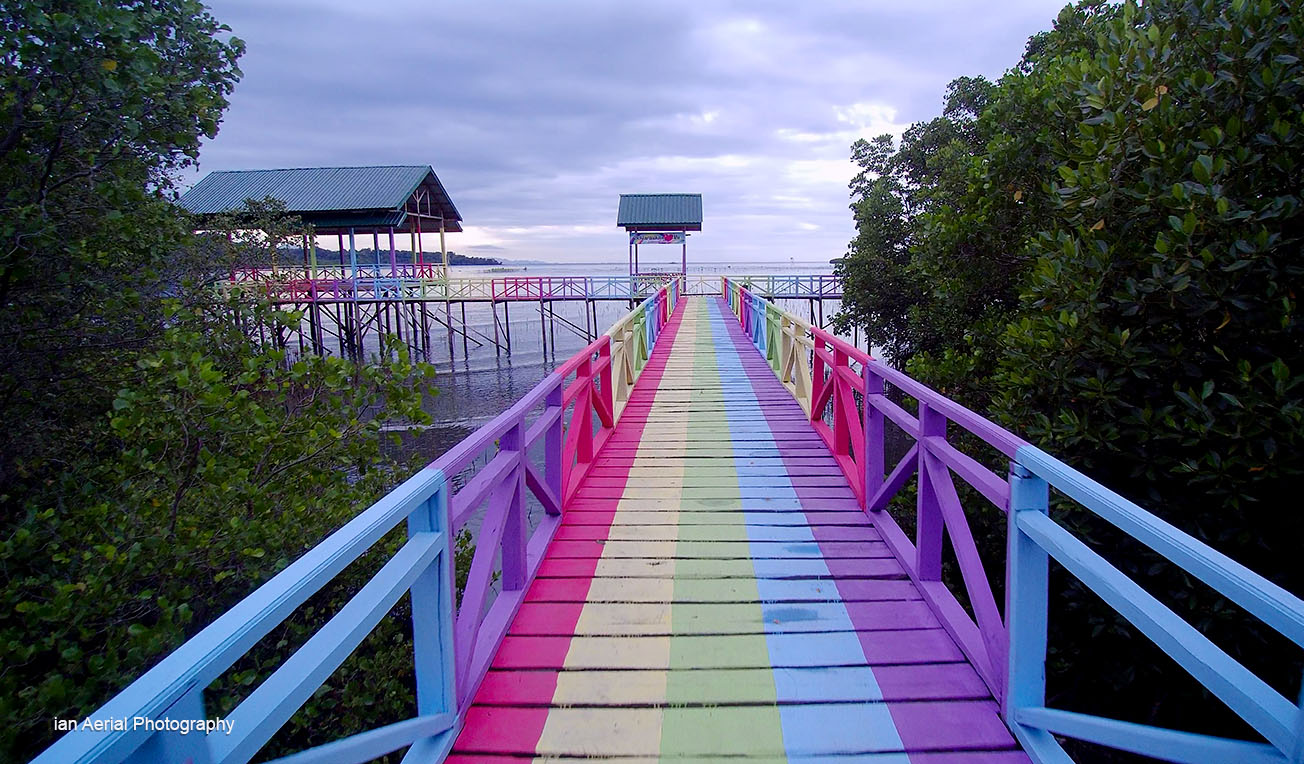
(617, 193, 702, 278)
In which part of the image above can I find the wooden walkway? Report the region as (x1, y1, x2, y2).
(36, 281, 1303, 764)
(449, 297, 1027, 762)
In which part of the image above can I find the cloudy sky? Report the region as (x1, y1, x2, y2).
(196, 0, 1070, 264)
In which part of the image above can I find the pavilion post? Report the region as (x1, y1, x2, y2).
(416, 215, 424, 278)
(349, 228, 357, 285)
(388, 227, 397, 278)
(682, 235, 687, 275)
(307, 232, 318, 279)
(439, 217, 448, 281)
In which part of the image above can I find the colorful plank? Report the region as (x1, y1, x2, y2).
(450, 297, 1027, 762)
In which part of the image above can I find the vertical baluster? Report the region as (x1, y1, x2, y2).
(577, 356, 594, 468)
(833, 346, 850, 458)
(545, 382, 563, 514)
(500, 423, 527, 591)
(863, 366, 885, 510)
(599, 337, 615, 424)
(811, 333, 826, 425)
(916, 403, 945, 580)
(768, 306, 780, 372)
(1004, 463, 1050, 719)
(408, 475, 456, 715)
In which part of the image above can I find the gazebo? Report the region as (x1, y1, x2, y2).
(179, 165, 463, 280)
(616, 193, 702, 278)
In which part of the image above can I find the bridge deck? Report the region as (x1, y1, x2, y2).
(449, 297, 1027, 762)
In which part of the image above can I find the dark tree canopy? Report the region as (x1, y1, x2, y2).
(0, 0, 243, 485)
(835, 0, 1303, 745)
(0, 4, 440, 761)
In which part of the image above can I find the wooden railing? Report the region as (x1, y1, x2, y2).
(723, 277, 1304, 764)
(221, 268, 836, 303)
(32, 280, 682, 764)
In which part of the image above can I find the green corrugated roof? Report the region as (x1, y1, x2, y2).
(617, 193, 703, 230)
(178, 165, 462, 232)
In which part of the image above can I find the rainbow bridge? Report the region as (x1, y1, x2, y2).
(35, 280, 1304, 763)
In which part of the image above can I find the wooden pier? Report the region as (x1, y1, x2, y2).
(449, 296, 1021, 760)
(34, 280, 1304, 764)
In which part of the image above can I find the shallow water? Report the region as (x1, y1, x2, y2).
(347, 260, 850, 463)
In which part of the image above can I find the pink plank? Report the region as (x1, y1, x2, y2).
(453, 298, 689, 756)
(523, 577, 594, 603)
(454, 706, 549, 753)
(473, 669, 560, 705)
(492, 635, 574, 669)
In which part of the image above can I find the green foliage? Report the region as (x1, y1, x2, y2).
(837, 0, 1303, 743)
(0, 5, 453, 758)
(1, 294, 437, 759)
(0, 0, 244, 492)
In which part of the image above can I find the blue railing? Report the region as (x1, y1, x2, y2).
(1006, 446, 1304, 764)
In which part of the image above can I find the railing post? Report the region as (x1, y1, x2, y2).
(810, 333, 826, 425)
(916, 403, 945, 581)
(863, 365, 884, 510)
(545, 379, 563, 514)
(576, 356, 595, 466)
(599, 337, 615, 423)
(500, 423, 528, 591)
(407, 474, 456, 717)
(1004, 462, 1050, 719)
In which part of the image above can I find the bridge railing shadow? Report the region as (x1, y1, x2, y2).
(722, 277, 1303, 764)
(31, 285, 683, 764)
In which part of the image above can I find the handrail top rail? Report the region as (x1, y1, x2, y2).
(1015, 445, 1304, 648)
(32, 462, 450, 764)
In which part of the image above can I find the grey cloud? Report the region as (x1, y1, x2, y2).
(198, 0, 1071, 262)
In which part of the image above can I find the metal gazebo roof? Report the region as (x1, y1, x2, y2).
(617, 193, 703, 231)
(178, 165, 463, 233)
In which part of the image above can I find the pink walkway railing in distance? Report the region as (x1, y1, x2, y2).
(220, 268, 839, 303)
(31, 282, 682, 764)
(722, 277, 1304, 764)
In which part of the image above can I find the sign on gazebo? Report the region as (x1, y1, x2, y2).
(630, 231, 685, 245)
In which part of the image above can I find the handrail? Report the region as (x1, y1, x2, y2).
(221, 269, 838, 303)
(33, 279, 683, 764)
(721, 277, 1304, 764)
